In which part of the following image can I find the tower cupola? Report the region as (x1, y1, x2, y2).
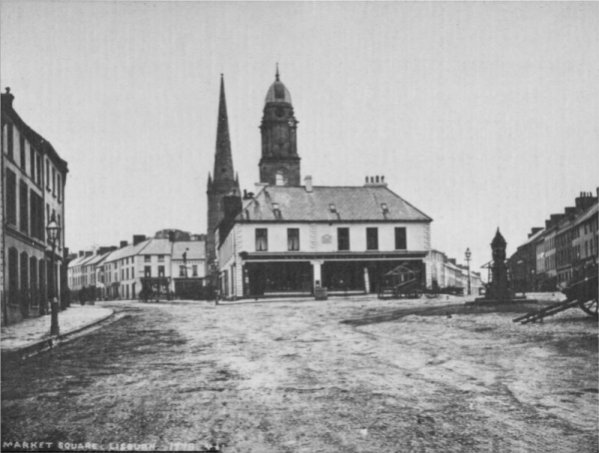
(265, 65, 293, 104)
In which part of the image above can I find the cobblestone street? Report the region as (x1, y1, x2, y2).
(2, 297, 597, 452)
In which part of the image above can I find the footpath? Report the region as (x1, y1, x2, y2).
(1, 305, 114, 361)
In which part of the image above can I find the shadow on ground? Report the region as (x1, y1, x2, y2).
(340, 301, 593, 327)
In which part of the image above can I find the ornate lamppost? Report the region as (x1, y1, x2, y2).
(46, 215, 61, 335)
(465, 247, 472, 296)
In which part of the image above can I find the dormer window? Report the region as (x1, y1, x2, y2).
(272, 202, 282, 219)
(381, 203, 389, 216)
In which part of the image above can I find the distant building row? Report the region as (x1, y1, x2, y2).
(426, 250, 483, 295)
(67, 230, 207, 302)
(1, 89, 69, 325)
(508, 191, 598, 292)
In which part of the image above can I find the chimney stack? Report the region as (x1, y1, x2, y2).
(528, 227, 543, 238)
(364, 175, 388, 187)
(119, 240, 128, 248)
(1, 87, 14, 109)
(304, 175, 313, 192)
(133, 235, 146, 246)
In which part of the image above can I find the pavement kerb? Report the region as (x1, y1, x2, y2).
(1, 309, 116, 362)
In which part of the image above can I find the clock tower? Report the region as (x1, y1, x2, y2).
(259, 66, 301, 186)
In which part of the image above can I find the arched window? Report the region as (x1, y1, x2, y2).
(8, 248, 18, 295)
(20, 252, 29, 291)
(30, 256, 38, 288)
(30, 256, 39, 307)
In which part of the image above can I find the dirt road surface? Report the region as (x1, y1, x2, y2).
(2, 296, 597, 452)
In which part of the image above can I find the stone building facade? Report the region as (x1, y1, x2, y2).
(1, 88, 68, 325)
(509, 191, 598, 291)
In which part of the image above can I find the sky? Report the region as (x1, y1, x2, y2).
(1, 1, 598, 271)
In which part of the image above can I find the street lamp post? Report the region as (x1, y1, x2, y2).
(465, 248, 472, 296)
(182, 248, 189, 278)
(46, 215, 61, 336)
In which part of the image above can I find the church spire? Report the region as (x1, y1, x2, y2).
(275, 62, 280, 81)
(207, 74, 240, 272)
(212, 73, 235, 183)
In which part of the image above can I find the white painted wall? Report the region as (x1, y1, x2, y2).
(231, 222, 430, 254)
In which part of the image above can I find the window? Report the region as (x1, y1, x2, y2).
(8, 248, 18, 297)
(366, 228, 378, 250)
(192, 265, 198, 277)
(6, 169, 16, 225)
(29, 190, 44, 240)
(158, 255, 165, 262)
(52, 167, 56, 196)
(337, 228, 350, 251)
(256, 228, 268, 251)
(57, 173, 62, 201)
(158, 265, 165, 277)
(19, 180, 28, 234)
(30, 144, 35, 179)
(287, 228, 300, 251)
(20, 134, 25, 171)
(36, 154, 42, 185)
(395, 227, 407, 250)
(7, 123, 14, 160)
(144, 255, 151, 263)
(144, 266, 151, 277)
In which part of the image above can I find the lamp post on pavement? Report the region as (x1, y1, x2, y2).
(182, 248, 189, 278)
(46, 215, 61, 336)
(465, 248, 472, 296)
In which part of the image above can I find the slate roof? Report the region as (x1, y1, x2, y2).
(520, 227, 545, 247)
(239, 185, 432, 222)
(138, 238, 171, 255)
(85, 251, 112, 267)
(172, 241, 205, 260)
(104, 240, 151, 263)
(68, 254, 92, 268)
(574, 202, 598, 227)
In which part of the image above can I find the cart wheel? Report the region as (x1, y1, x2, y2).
(579, 298, 598, 318)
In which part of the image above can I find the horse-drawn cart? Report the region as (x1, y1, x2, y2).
(563, 273, 598, 318)
(514, 265, 597, 324)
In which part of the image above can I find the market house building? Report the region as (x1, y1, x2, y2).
(217, 176, 432, 299)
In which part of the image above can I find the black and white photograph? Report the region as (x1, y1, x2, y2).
(1, 1, 597, 452)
